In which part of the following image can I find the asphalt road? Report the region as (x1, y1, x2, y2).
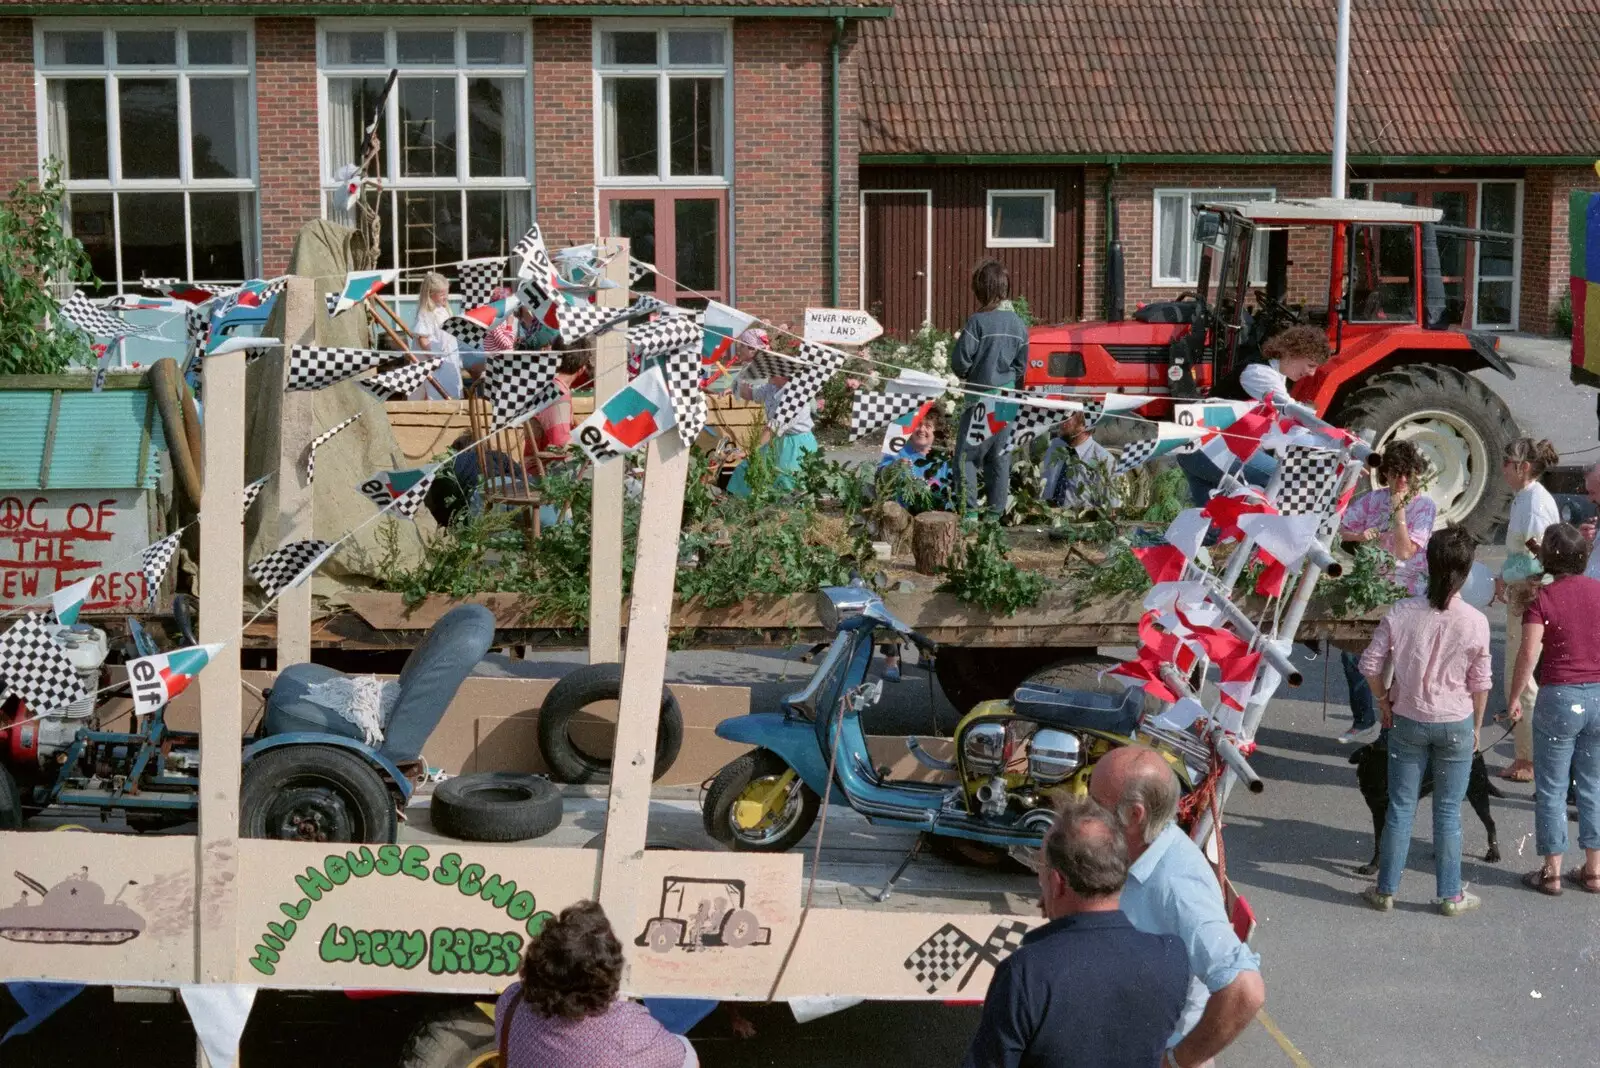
(1485, 335, 1597, 461)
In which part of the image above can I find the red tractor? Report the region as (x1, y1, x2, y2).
(1026, 198, 1519, 539)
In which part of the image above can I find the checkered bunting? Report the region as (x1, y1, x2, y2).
(627, 258, 655, 286)
(357, 357, 445, 401)
(140, 531, 181, 602)
(512, 225, 561, 299)
(626, 316, 703, 362)
(621, 295, 673, 319)
(57, 291, 134, 340)
(744, 349, 803, 378)
(1114, 437, 1163, 477)
(186, 305, 210, 366)
(768, 342, 846, 434)
(357, 468, 438, 520)
(848, 390, 926, 441)
(0, 614, 88, 716)
(458, 257, 506, 308)
(663, 344, 707, 448)
(441, 315, 490, 349)
(483, 350, 562, 431)
(285, 345, 390, 392)
(248, 539, 334, 601)
(324, 293, 340, 316)
(241, 474, 271, 519)
(1003, 402, 1068, 455)
(557, 296, 618, 346)
(304, 413, 363, 485)
(1274, 445, 1347, 516)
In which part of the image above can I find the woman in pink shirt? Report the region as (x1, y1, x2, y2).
(496, 901, 697, 1068)
(1357, 527, 1492, 916)
(1506, 523, 1600, 896)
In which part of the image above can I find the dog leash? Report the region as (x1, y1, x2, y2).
(1476, 722, 1513, 755)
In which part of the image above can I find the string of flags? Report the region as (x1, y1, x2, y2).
(304, 413, 363, 484)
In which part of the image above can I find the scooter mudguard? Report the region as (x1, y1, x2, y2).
(241, 732, 415, 801)
(713, 715, 836, 799)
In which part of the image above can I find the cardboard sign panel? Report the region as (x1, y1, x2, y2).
(803, 307, 883, 346)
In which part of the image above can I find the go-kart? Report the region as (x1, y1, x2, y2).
(0, 602, 493, 844)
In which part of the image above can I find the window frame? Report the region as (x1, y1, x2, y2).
(33, 19, 260, 291)
(985, 189, 1054, 248)
(1151, 187, 1275, 288)
(591, 20, 734, 188)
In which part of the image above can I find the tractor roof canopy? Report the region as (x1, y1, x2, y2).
(1198, 197, 1444, 225)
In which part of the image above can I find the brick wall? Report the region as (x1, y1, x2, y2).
(732, 19, 858, 329)
(255, 19, 322, 277)
(0, 19, 36, 192)
(532, 18, 594, 251)
(1522, 166, 1599, 336)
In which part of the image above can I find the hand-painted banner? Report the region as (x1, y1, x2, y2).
(575, 363, 678, 464)
(127, 642, 226, 717)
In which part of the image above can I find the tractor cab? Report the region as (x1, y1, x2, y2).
(1024, 197, 1519, 539)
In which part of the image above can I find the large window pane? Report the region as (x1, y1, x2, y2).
(398, 79, 458, 178)
(117, 193, 187, 282)
(603, 78, 658, 177)
(466, 190, 529, 260)
(991, 194, 1048, 242)
(397, 32, 455, 65)
(326, 31, 386, 65)
(667, 31, 723, 66)
(326, 77, 389, 179)
(1481, 238, 1514, 278)
(1482, 182, 1517, 235)
(117, 31, 176, 66)
(668, 79, 721, 177)
(118, 79, 180, 179)
(466, 32, 520, 65)
(190, 78, 250, 179)
(396, 190, 462, 273)
(611, 199, 657, 278)
(47, 80, 109, 181)
(602, 32, 657, 65)
(1477, 279, 1513, 327)
(467, 78, 525, 179)
(44, 32, 104, 67)
(675, 198, 719, 292)
(66, 194, 117, 295)
(188, 31, 247, 66)
(1156, 194, 1186, 281)
(190, 192, 254, 280)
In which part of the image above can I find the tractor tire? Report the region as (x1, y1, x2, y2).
(537, 664, 683, 784)
(1334, 364, 1516, 542)
(429, 772, 562, 843)
(240, 745, 397, 844)
(935, 646, 1066, 713)
(702, 750, 819, 852)
(398, 1003, 498, 1068)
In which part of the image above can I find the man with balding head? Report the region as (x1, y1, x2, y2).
(1090, 746, 1265, 1068)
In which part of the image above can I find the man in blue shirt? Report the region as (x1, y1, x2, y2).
(1090, 746, 1266, 1068)
(964, 797, 1189, 1068)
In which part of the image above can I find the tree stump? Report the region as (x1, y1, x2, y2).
(912, 511, 960, 574)
(876, 500, 913, 553)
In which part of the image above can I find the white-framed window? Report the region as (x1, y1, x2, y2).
(986, 189, 1054, 248)
(1152, 188, 1275, 287)
(35, 22, 258, 294)
(318, 23, 532, 285)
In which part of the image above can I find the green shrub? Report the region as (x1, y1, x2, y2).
(0, 161, 99, 375)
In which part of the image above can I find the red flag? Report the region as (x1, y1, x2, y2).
(1202, 490, 1277, 543)
(1223, 402, 1277, 461)
(1172, 605, 1251, 665)
(1253, 549, 1287, 597)
(1133, 543, 1189, 584)
(1107, 656, 1184, 703)
(1217, 649, 1263, 710)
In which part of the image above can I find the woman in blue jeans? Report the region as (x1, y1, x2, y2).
(1357, 528, 1492, 916)
(1507, 523, 1600, 895)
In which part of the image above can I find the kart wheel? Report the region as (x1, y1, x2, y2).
(643, 918, 684, 953)
(399, 1004, 497, 1068)
(430, 772, 561, 843)
(720, 908, 762, 947)
(241, 745, 397, 844)
(702, 750, 818, 852)
(538, 663, 683, 784)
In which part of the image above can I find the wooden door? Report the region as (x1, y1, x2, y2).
(862, 190, 930, 340)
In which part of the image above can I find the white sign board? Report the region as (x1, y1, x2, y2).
(0, 488, 154, 612)
(803, 308, 883, 346)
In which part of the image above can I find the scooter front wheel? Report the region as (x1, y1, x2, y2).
(703, 750, 819, 852)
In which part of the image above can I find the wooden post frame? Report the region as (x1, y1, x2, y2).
(588, 237, 630, 664)
(195, 346, 247, 985)
(274, 277, 318, 667)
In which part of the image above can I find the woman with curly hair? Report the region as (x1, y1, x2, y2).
(1335, 440, 1438, 744)
(496, 901, 697, 1067)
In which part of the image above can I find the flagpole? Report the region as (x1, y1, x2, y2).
(1331, 0, 1351, 197)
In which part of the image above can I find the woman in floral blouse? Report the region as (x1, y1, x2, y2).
(1336, 440, 1438, 744)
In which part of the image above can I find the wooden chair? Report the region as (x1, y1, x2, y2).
(464, 377, 548, 537)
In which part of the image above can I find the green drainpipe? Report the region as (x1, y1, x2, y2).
(1103, 162, 1119, 320)
(831, 16, 844, 307)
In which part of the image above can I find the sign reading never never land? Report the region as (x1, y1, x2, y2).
(803, 308, 883, 346)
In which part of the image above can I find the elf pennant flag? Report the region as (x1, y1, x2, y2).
(701, 301, 756, 365)
(127, 643, 227, 717)
(1113, 423, 1209, 476)
(574, 363, 677, 464)
(48, 576, 96, 626)
(357, 466, 438, 520)
(329, 269, 397, 317)
(880, 401, 936, 459)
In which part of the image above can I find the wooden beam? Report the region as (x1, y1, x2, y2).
(588, 237, 629, 665)
(274, 277, 319, 667)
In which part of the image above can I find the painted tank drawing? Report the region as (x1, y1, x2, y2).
(0, 869, 145, 946)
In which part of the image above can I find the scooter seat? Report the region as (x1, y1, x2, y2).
(1010, 683, 1141, 737)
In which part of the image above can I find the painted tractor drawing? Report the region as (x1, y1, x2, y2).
(636, 877, 771, 953)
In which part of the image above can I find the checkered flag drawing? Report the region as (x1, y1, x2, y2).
(57, 291, 134, 340)
(849, 390, 926, 441)
(458, 257, 506, 308)
(241, 474, 271, 519)
(141, 531, 182, 602)
(484, 350, 562, 430)
(1003, 402, 1066, 455)
(627, 316, 703, 362)
(304, 413, 363, 485)
(769, 342, 846, 434)
(249, 539, 334, 600)
(1274, 445, 1346, 516)
(904, 924, 982, 995)
(981, 920, 1031, 962)
(441, 315, 489, 349)
(357, 357, 444, 401)
(286, 345, 390, 392)
(0, 614, 88, 716)
(663, 344, 707, 448)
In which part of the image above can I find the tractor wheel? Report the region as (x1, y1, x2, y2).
(1334, 364, 1516, 542)
(398, 1004, 498, 1068)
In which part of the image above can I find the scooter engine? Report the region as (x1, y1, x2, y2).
(2, 624, 110, 768)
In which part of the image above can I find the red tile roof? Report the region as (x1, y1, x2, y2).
(860, 0, 1600, 158)
(1, 0, 880, 9)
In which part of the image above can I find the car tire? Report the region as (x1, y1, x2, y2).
(430, 772, 562, 843)
(398, 1004, 497, 1068)
(537, 663, 683, 784)
(240, 745, 397, 844)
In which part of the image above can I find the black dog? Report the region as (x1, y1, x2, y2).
(1349, 736, 1502, 875)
